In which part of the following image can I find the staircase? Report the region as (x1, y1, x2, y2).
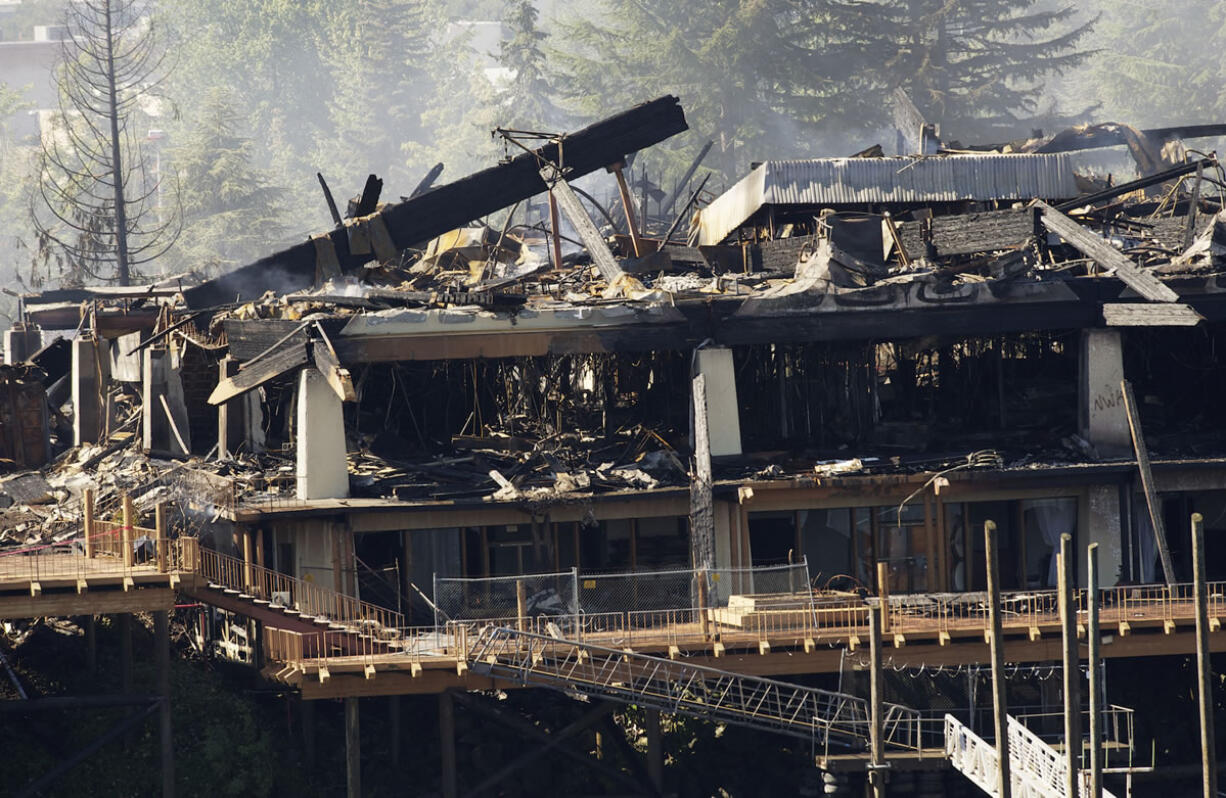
(467, 625, 925, 751)
(174, 541, 404, 654)
(944, 713, 1117, 798)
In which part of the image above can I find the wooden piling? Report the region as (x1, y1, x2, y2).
(1087, 543, 1102, 798)
(516, 579, 527, 633)
(155, 610, 174, 798)
(440, 691, 457, 798)
(868, 608, 886, 798)
(1192, 513, 1218, 798)
(646, 707, 663, 791)
(985, 520, 1011, 798)
(1058, 533, 1079, 798)
(345, 697, 361, 798)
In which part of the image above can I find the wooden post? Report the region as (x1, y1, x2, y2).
(868, 608, 886, 797)
(440, 691, 457, 798)
(85, 615, 97, 677)
(876, 561, 891, 633)
(547, 191, 564, 272)
(985, 520, 1011, 798)
(389, 696, 401, 771)
(155, 610, 174, 798)
(155, 503, 168, 573)
(1058, 533, 1079, 798)
(301, 698, 316, 765)
(1087, 543, 1103, 798)
(516, 579, 527, 633)
(83, 488, 95, 558)
(646, 707, 663, 791)
(611, 163, 644, 257)
(1193, 513, 1218, 798)
(1122, 379, 1177, 585)
(689, 374, 715, 573)
(121, 494, 134, 568)
(120, 612, 133, 748)
(345, 697, 360, 798)
(697, 569, 711, 640)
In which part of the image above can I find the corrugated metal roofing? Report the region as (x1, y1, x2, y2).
(697, 153, 1080, 245)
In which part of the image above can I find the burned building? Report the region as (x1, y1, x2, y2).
(5, 94, 1226, 796)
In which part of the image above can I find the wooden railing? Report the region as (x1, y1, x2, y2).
(183, 544, 404, 633)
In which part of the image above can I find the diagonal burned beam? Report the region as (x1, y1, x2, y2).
(1036, 201, 1179, 303)
(540, 164, 624, 282)
(184, 96, 688, 309)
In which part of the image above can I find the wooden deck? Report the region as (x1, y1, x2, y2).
(0, 551, 180, 619)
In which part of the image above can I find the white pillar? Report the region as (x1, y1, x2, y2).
(296, 367, 349, 500)
(72, 336, 107, 446)
(1079, 329, 1130, 457)
(1086, 485, 1123, 587)
(3, 324, 41, 365)
(694, 347, 742, 457)
(142, 348, 168, 452)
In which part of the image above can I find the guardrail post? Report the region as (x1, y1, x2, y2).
(985, 520, 1011, 798)
(1088, 542, 1103, 798)
(876, 561, 890, 633)
(1193, 513, 1218, 798)
(868, 608, 887, 797)
(83, 488, 95, 558)
(121, 494, 134, 568)
(1058, 532, 1079, 798)
(155, 502, 168, 573)
(242, 528, 254, 593)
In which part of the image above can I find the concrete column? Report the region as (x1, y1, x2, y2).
(72, 336, 107, 446)
(217, 356, 245, 458)
(296, 367, 349, 500)
(1087, 485, 1123, 587)
(693, 347, 742, 457)
(1079, 330, 1130, 457)
(143, 348, 168, 452)
(3, 324, 41, 364)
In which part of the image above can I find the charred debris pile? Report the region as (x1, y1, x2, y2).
(8, 94, 1226, 540)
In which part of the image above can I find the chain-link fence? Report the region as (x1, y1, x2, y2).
(435, 558, 812, 623)
(434, 570, 579, 624)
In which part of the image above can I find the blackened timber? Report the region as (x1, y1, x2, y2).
(541, 164, 625, 282)
(1037, 201, 1180, 302)
(1052, 158, 1214, 213)
(689, 374, 715, 572)
(207, 341, 309, 405)
(184, 96, 688, 308)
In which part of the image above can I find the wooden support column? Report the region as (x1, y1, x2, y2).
(1193, 513, 1218, 798)
(85, 615, 97, 677)
(547, 191, 564, 271)
(985, 520, 1011, 798)
(155, 503, 168, 573)
(1058, 533, 1079, 798)
(301, 698, 316, 765)
(440, 691, 457, 798)
(121, 494, 135, 568)
(876, 561, 891, 633)
(83, 489, 95, 558)
(155, 610, 174, 798)
(646, 707, 663, 791)
(120, 611, 133, 748)
(1087, 543, 1103, 798)
(389, 696, 401, 770)
(610, 162, 644, 257)
(689, 374, 715, 572)
(868, 608, 886, 797)
(1122, 379, 1177, 585)
(516, 580, 527, 633)
(345, 697, 361, 798)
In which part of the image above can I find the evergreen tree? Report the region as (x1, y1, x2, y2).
(1085, 0, 1226, 127)
(499, 0, 555, 131)
(318, 0, 436, 193)
(882, 0, 1095, 141)
(167, 88, 288, 279)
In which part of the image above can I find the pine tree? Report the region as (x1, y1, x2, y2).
(318, 0, 436, 192)
(499, 0, 554, 131)
(1085, 0, 1226, 127)
(167, 89, 288, 279)
(883, 0, 1096, 141)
